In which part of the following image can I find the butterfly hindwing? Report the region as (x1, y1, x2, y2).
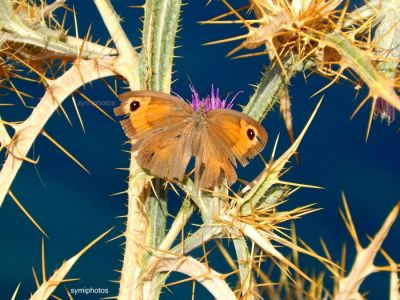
(194, 127, 237, 189)
(138, 123, 195, 182)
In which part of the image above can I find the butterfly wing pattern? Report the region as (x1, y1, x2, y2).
(194, 109, 268, 188)
(115, 91, 195, 182)
(115, 91, 193, 140)
(137, 125, 196, 182)
(115, 91, 267, 189)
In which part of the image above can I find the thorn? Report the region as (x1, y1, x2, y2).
(32, 267, 40, 288)
(203, 34, 249, 46)
(71, 94, 85, 132)
(41, 130, 90, 174)
(8, 191, 48, 238)
(75, 90, 116, 123)
(11, 282, 21, 300)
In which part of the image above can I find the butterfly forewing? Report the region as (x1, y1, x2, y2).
(193, 109, 267, 188)
(115, 91, 193, 141)
(206, 109, 267, 165)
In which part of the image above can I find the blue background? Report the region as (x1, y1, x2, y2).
(0, 1, 399, 299)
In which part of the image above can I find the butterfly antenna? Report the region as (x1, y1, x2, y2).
(185, 73, 195, 87)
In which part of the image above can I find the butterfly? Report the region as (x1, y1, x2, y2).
(114, 90, 267, 189)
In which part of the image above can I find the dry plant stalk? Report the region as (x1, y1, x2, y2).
(0, 0, 399, 299)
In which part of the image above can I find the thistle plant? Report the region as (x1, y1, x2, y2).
(0, 0, 399, 299)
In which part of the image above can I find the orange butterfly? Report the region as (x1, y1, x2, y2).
(115, 87, 267, 189)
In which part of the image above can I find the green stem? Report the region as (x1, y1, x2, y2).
(233, 235, 257, 299)
(240, 186, 286, 216)
(323, 32, 400, 111)
(140, 0, 182, 91)
(243, 56, 309, 121)
(138, 1, 182, 299)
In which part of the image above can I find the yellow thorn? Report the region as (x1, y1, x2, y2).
(340, 192, 361, 251)
(71, 94, 85, 132)
(41, 130, 90, 174)
(8, 191, 48, 238)
(350, 93, 370, 120)
(365, 98, 376, 142)
(270, 133, 280, 164)
(203, 33, 249, 46)
(276, 180, 323, 190)
(204, 5, 249, 22)
(41, 237, 47, 282)
(75, 90, 116, 123)
(220, 0, 252, 31)
(32, 267, 40, 288)
(11, 282, 21, 300)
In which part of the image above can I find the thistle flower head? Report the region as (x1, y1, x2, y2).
(205, 0, 400, 136)
(189, 84, 238, 112)
(212, 0, 343, 59)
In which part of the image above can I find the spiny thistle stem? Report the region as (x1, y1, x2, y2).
(169, 225, 223, 255)
(0, 116, 11, 149)
(334, 200, 400, 300)
(156, 197, 194, 252)
(232, 235, 258, 299)
(94, 0, 140, 87)
(115, 0, 182, 298)
(139, 0, 182, 91)
(146, 253, 237, 300)
(0, 0, 115, 59)
(243, 56, 314, 122)
(92, 1, 145, 299)
(140, 0, 182, 297)
(324, 32, 400, 111)
(118, 161, 150, 299)
(2, 1, 400, 299)
(0, 58, 116, 208)
(141, 197, 194, 297)
(30, 228, 112, 300)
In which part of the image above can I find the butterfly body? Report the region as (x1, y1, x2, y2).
(115, 90, 267, 189)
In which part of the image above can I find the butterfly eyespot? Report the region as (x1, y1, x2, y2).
(130, 100, 140, 112)
(247, 128, 255, 141)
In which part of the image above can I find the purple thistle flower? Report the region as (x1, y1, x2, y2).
(374, 98, 396, 125)
(189, 84, 241, 112)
